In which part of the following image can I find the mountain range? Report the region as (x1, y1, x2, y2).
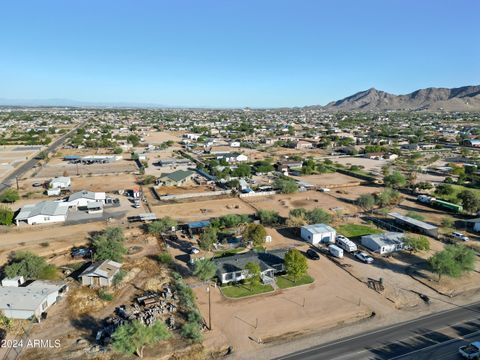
(322, 85, 480, 111)
(1, 85, 480, 111)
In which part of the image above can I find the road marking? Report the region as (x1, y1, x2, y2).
(275, 302, 480, 360)
(388, 328, 480, 360)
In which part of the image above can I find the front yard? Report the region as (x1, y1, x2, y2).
(276, 274, 314, 289)
(221, 283, 274, 298)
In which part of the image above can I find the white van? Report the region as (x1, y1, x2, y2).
(335, 235, 358, 253)
(328, 244, 344, 258)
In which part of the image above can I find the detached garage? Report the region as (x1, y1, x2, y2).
(301, 224, 336, 245)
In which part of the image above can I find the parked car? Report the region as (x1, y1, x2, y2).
(451, 231, 469, 241)
(190, 247, 200, 254)
(71, 247, 92, 259)
(306, 249, 320, 260)
(459, 341, 480, 359)
(32, 182, 43, 187)
(355, 251, 374, 264)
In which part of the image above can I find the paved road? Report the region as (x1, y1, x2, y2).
(276, 301, 480, 360)
(0, 123, 84, 192)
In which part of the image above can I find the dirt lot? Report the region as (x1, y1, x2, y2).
(154, 184, 217, 196)
(142, 130, 183, 144)
(35, 159, 137, 178)
(0, 145, 43, 178)
(332, 156, 388, 173)
(194, 243, 394, 355)
(16, 229, 183, 360)
(244, 191, 357, 217)
(152, 197, 256, 223)
(291, 172, 362, 187)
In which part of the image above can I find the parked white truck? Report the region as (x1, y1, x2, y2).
(459, 341, 480, 359)
(417, 195, 436, 204)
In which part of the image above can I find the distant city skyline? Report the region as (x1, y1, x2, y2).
(1, 0, 479, 108)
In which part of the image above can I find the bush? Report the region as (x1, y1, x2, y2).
(181, 320, 203, 342)
(112, 269, 127, 286)
(98, 289, 114, 301)
(92, 227, 127, 262)
(0, 206, 14, 225)
(157, 252, 173, 265)
(257, 210, 281, 226)
(0, 189, 19, 203)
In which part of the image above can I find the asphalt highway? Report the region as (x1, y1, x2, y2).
(0, 123, 83, 192)
(276, 301, 480, 360)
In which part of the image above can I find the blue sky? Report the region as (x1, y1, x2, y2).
(0, 0, 478, 107)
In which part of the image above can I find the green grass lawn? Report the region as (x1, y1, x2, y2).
(336, 224, 382, 238)
(436, 185, 480, 204)
(214, 247, 245, 258)
(221, 283, 274, 298)
(276, 274, 314, 289)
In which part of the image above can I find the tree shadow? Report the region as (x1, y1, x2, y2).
(70, 314, 103, 340)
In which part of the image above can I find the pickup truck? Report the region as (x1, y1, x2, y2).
(459, 341, 480, 359)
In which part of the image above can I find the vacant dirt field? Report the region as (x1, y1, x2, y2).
(154, 184, 217, 196)
(152, 197, 255, 222)
(142, 131, 183, 144)
(195, 245, 394, 355)
(332, 156, 388, 172)
(328, 184, 384, 201)
(244, 191, 357, 217)
(35, 159, 137, 178)
(291, 172, 362, 187)
(0, 145, 43, 178)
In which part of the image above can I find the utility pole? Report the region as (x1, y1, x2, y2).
(207, 285, 212, 330)
(16, 176, 19, 190)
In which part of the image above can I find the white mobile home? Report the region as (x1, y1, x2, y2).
(301, 224, 336, 245)
(67, 190, 106, 208)
(361, 232, 405, 255)
(15, 201, 69, 226)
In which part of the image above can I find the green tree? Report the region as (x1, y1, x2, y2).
(0, 189, 19, 203)
(383, 171, 406, 189)
(274, 178, 299, 194)
(356, 194, 376, 212)
(127, 134, 141, 147)
(458, 190, 480, 213)
(404, 235, 430, 253)
(112, 320, 171, 358)
(232, 163, 251, 177)
(92, 227, 127, 262)
(435, 184, 454, 196)
(429, 244, 476, 281)
(257, 209, 281, 226)
(147, 217, 177, 236)
(242, 223, 267, 247)
(306, 208, 332, 224)
(4, 251, 57, 280)
(198, 226, 218, 251)
(284, 248, 308, 283)
(244, 262, 261, 289)
(376, 188, 401, 207)
(0, 206, 14, 225)
(193, 259, 216, 281)
(113, 147, 123, 154)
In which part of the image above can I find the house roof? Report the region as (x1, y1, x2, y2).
(301, 224, 336, 234)
(80, 260, 122, 279)
(187, 220, 210, 229)
(16, 201, 69, 221)
(361, 232, 405, 247)
(159, 169, 194, 182)
(0, 281, 66, 312)
(213, 249, 288, 274)
(68, 190, 105, 201)
(388, 212, 438, 231)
